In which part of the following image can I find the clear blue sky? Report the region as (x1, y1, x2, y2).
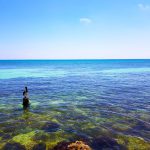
(0, 0, 150, 59)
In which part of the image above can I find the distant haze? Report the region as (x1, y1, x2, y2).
(0, 0, 150, 59)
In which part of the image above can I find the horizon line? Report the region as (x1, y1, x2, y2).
(0, 58, 150, 61)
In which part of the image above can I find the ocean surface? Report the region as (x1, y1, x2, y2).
(0, 59, 150, 150)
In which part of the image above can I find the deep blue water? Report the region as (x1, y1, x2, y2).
(0, 59, 150, 149)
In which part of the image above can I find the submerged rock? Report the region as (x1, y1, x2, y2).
(12, 131, 37, 150)
(33, 131, 49, 142)
(32, 143, 46, 150)
(1, 133, 12, 140)
(91, 136, 125, 150)
(116, 135, 150, 150)
(68, 141, 92, 150)
(42, 122, 60, 133)
(2, 126, 16, 133)
(2, 142, 26, 150)
(133, 121, 150, 131)
(52, 141, 92, 150)
(52, 141, 70, 150)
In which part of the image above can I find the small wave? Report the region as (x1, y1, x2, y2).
(102, 67, 150, 74)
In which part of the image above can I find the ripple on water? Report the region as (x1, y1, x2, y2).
(0, 60, 150, 149)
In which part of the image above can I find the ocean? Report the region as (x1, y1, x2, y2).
(0, 59, 150, 149)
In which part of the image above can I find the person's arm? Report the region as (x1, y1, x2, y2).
(23, 91, 25, 96)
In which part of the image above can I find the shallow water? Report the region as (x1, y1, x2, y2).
(0, 60, 150, 149)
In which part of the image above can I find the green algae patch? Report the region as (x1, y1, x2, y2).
(30, 101, 40, 109)
(73, 107, 88, 116)
(0, 142, 6, 150)
(12, 131, 37, 150)
(2, 142, 26, 150)
(76, 96, 87, 100)
(94, 117, 109, 124)
(17, 112, 60, 130)
(116, 135, 150, 150)
(0, 138, 6, 150)
(112, 123, 132, 132)
(45, 130, 73, 149)
(12, 129, 73, 150)
(33, 130, 50, 142)
(0, 104, 7, 109)
(49, 99, 66, 105)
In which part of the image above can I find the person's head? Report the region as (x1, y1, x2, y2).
(25, 87, 28, 92)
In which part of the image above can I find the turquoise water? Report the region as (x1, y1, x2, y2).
(0, 60, 150, 149)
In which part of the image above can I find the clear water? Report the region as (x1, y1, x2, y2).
(0, 60, 150, 149)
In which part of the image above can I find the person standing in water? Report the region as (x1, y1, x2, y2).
(23, 86, 29, 107)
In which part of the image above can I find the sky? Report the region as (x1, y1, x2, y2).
(0, 0, 150, 59)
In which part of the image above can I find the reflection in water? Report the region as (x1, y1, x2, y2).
(23, 106, 29, 112)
